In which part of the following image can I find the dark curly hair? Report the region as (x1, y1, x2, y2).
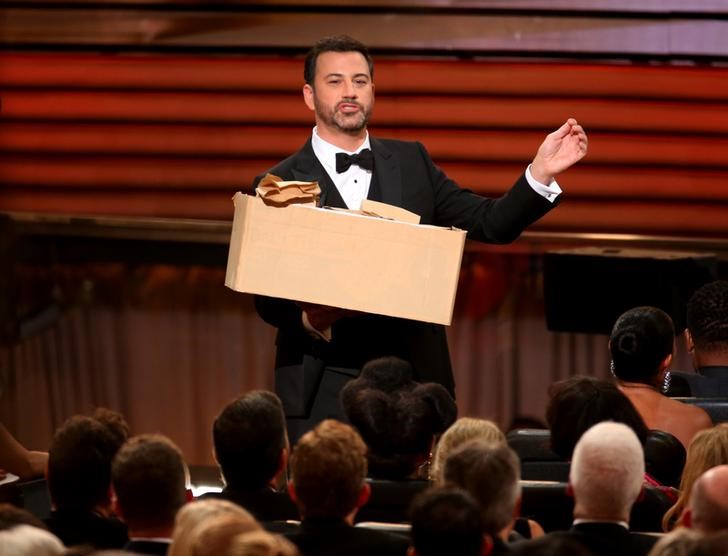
(341, 357, 457, 479)
(687, 280, 728, 354)
(609, 306, 674, 383)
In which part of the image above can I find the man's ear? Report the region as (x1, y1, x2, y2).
(111, 487, 123, 520)
(287, 481, 298, 504)
(682, 508, 693, 529)
(407, 546, 417, 556)
(303, 84, 315, 111)
(685, 329, 695, 353)
(566, 482, 574, 498)
(355, 482, 371, 510)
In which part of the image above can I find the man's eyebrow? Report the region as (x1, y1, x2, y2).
(322, 72, 370, 79)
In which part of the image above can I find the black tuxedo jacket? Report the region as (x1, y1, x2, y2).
(254, 137, 558, 396)
(550, 522, 658, 556)
(285, 517, 409, 556)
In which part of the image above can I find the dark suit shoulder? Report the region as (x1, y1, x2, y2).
(46, 510, 128, 550)
(287, 520, 408, 556)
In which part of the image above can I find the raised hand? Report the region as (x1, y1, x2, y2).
(530, 118, 588, 184)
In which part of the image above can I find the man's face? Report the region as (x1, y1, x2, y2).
(303, 51, 374, 136)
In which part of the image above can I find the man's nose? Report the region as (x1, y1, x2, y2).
(342, 79, 357, 98)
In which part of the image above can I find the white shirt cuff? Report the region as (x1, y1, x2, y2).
(525, 164, 562, 203)
(301, 311, 332, 342)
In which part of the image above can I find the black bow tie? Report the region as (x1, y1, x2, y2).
(335, 149, 374, 173)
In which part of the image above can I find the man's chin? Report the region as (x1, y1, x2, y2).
(334, 118, 368, 134)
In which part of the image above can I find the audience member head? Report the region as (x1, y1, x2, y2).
(47, 409, 129, 512)
(685, 464, 728, 533)
(169, 500, 260, 556)
(431, 417, 505, 483)
(546, 376, 648, 459)
(409, 486, 484, 556)
(188, 513, 263, 556)
(341, 356, 457, 479)
(213, 390, 288, 490)
(686, 280, 728, 366)
(0, 503, 47, 531)
(443, 440, 521, 537)
(304, 34, 374, 86)
(288, 419, 368, 520)
(570, 422, 644, 522)
(610, 306, 674, 386)
(227, 530, 300, 556)
(663, 423, 728, 531)
(0, 524, 64, 556)
(643, 528, 697, 556)
(111, 433, 189, 534)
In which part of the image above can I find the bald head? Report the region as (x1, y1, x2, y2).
(689, 465, 728, 532)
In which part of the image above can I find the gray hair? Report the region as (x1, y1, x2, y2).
(443, 440, 521, 534)
(570, 422, 644, 518)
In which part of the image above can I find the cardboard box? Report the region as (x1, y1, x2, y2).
(225, 193, 466, 325)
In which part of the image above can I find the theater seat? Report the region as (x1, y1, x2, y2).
(644, 430, 686, 488)
(355, 478, 430, 524)
(673, 397, 728, 423)
(520, 480, 673, 533)
(506, 429, 570, 482)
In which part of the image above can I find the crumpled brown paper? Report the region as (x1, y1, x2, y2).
(255, 173, 321, 206)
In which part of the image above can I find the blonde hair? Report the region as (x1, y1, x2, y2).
(169, 499, 260, 556)
(0, 525, 64, 556)
(662, 423, 728, 531)
(431, 418, 505, 483)
(647, 528, 701, 556)
(227, 530, 300, 556)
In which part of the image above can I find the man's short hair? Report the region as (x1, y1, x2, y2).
(410, 486, 484, 556)
(570, 422, 644, 519)
(213, 390, 287, 490)
(687, 280, 728, 355)
(442, 440, 521, 534)
(48, 411, 128, 511)
(304, 34, 374, 85)
(289, 419, 367, 519)
(689, 464, 728, 533)
(112, 434, 188, 530)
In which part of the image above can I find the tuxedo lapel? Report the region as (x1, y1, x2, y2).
(370, 137, 402, 207)
(291, 139, 347, 209)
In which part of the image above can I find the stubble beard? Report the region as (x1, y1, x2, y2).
(315, 96, 372, 135)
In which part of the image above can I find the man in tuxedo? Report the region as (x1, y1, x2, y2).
(285, 419, 409, 556)
(111, 434, 191, 555)
(669, 280, 728, 397)
(202, 390, 298, 524)
(542, 422, 657, 556)
(442, 441, 522, 555)
(254, 35, 588, 436)
(684, 464, 728, 533)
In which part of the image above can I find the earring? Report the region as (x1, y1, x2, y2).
(662, 370, 672, 394)
(609, 360, 616, 377)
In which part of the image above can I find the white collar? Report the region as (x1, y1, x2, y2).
(311, 126, 371, 174)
